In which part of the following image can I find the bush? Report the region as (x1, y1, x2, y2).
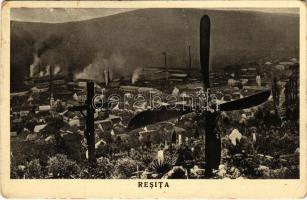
(94, 157, 114, 178)
(141, 154, 153, 166)
(113, 157, 139, 178)
(164, 166, 187, 179)
(26, 159, 42, 178)
(11, 165, 26, 179)
(47, 154, 80, 178)
(149, 154, 177, 176)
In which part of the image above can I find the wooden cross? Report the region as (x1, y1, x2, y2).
(68, 81, 96, 165)
(200, 15, 221, 177)
(127, 14, 271, 178)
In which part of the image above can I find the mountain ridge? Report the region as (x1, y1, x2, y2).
(11, 8, 299, 91)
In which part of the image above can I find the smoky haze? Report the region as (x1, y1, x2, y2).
(10, 8, 299, 91)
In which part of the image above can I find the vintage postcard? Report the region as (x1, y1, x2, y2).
(0, 1, 306, 198)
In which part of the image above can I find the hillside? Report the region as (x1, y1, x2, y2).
(11, 8, 299, 91)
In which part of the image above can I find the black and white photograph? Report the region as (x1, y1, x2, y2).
(8, 6, 301, 181)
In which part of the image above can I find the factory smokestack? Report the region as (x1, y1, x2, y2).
(108, 67, 110, 83)
(162, 52, 168, 84)
(188, 46, 192, 77)
(104, 67, 109, 86)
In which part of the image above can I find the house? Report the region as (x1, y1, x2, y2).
(275, 64, 286, 70)
(38, 105, 51, 112)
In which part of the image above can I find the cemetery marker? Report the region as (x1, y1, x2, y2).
(68, 81, 96, 165)
(127, 15, 271, 177)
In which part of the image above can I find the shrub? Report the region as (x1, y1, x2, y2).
(11, 165, 26, 179)
(10, 166, 19, 179)
(25, 159, 42, 178)
(150, 154, 177, 176)
(94, 157, 114, 178)
(113, 157, 139, 178)
(165, 166, 187, 179)
(141, 154, 153, 166)
(47, 154, 80, 178)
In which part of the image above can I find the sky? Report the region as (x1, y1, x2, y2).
(11, 8, 137, 23)
(11, 8, 299, 23)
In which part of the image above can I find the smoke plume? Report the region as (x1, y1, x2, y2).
(36, 34, 62, 57)
(75, 51, 127, 82)
(53, 64, 61, 75)
(29, 53, 40, 77)
(29, 34, 62, 78)
(131, 68, 142, 84)
(45, 65, 50, 76)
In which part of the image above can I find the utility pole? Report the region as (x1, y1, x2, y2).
(68, 81, 96, 165)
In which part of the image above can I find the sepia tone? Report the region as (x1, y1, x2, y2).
(8, 7, 300, 179)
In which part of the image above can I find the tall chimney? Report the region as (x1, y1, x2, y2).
(188, 46, 192, 77)
(107, 66, 110, 84)
(162, 52, 168, 83)
(104, 68, 109, 86)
